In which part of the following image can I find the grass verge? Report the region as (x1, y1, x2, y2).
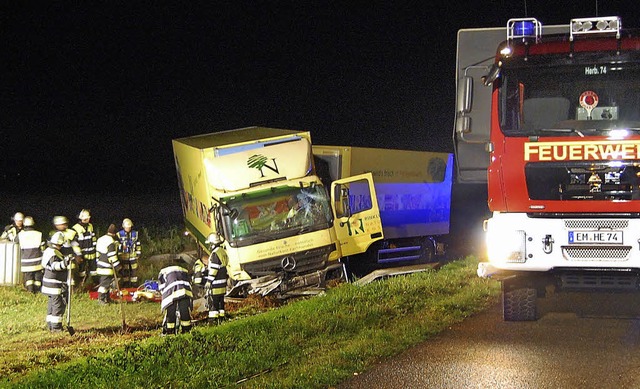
(4, 256, 500, 388)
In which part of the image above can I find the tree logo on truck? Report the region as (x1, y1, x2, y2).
(248, 154, 280, 177)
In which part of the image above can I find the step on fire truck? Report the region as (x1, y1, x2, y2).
(454, 16, 640, 320)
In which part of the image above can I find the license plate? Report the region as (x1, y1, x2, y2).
(568, 231, 623, 244)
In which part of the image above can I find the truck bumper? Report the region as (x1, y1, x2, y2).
(227, 262, 347, 298)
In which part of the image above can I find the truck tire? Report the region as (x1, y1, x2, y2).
(503, 287, 537, 321)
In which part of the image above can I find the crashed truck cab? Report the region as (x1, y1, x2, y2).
(173, 127, 383, 298)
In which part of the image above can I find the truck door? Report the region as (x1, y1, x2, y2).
(330, 173, 383, 256)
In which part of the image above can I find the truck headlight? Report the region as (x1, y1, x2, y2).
(486, 227, 527, 263)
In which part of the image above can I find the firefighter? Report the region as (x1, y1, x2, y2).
(204, 233, 229, 323)
(41, 231, 72, 332)
(192, 256, 207, 287)
(1, 212, 24, 242)
(72, 209, 97, 288)
(158, 257, 193, 335)
(95, 224, 121, 305)
(17, 216, 45, 293)
(51, 216, 83, 287)
(117, 218, 141, 287)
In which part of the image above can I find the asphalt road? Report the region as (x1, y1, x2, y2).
(338, 290, 640, 388)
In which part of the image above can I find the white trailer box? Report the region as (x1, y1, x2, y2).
(0, 242, 21, 286)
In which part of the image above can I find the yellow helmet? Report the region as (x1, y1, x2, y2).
(23, 216, 35, 227)
(122, 218, 133, 228)
(53, 216, 68, 226)
(50, 231, 65, 246)
(13, 212, 24, 222)
(78, 209, 91, 220)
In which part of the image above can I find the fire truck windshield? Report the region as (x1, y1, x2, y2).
(500, 61, 640, 137)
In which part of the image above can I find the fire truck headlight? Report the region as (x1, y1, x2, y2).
(486, 227, 527, 263)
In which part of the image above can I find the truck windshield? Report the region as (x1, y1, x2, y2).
(500, 61, 640, 137)
(221, 185, 332, 247)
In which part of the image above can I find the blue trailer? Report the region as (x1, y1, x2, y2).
(312, 145, 453, 274)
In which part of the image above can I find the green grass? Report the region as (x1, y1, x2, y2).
(4, 256, 500, 389)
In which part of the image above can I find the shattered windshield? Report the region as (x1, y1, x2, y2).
(500, 61, 640, 137)
(221, 185, 332, 247)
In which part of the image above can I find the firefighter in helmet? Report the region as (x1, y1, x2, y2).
(158, 257, 193, 335)
(95, 224, 121, 305)
(41, 231, 72, 332)
(50, 216, 83, 287)
(17, 216, 45, 293)
(1, 212, 24, 242)
(72, 209, 97, 288)
(117, 218, 141, 287)
(204, 233, 229, 323)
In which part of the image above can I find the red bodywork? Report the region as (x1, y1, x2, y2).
(488, 35, 640, 214)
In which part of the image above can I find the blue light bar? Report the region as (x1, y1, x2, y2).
(514, 21, 535, 36)
(506, 18, 542, 43)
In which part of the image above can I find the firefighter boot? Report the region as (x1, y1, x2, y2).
(98, 293, 110, 305)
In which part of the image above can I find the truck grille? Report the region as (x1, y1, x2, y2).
(562, 245, 632, 261)
(564, 219, 629, 229)
(242, 244, 334, 277)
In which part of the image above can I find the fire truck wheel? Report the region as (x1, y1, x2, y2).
(503, 286, 537, 321)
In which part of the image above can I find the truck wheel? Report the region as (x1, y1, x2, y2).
(503, 287, 537, 321)
(420, 239, 435, 263)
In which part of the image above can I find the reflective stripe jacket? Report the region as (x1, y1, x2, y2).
(49, 228, 82, 271)
(1, 224, 21, 242)
(17, 228, 44, 272)
(192, 258, 207, 286)
(72, 222, 96, 261)
(41, 246, 69, 296)
(205, 246, 229, 296)
(117, 230, 141, 259)
(96, 234, 120, 276)
(158, 265, 193, 311)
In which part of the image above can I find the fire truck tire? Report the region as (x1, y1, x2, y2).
(503, 287, 537, 321)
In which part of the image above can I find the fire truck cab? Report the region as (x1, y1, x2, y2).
(454, 16, 640, 320)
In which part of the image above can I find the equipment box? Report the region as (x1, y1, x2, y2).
(0, 242, 21, 286)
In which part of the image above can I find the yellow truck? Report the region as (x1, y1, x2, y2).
(312, 145, 453, 276)
(172, 127, 383, 297)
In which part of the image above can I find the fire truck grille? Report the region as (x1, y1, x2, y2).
(562, 245, 632, 261)
(564, 219, 629, 230)
(242, 244, 334, 277)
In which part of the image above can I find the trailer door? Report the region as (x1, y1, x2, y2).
(331, 173, 383, 256)
(453, 27, 506, 184)
(453, 25, 567, 184)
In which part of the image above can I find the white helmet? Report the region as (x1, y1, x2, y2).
(23, 216, 35, 227)
(13, 212, 24, 222)
(53, 216, 68, 226)
(122, 218, 133, 228)
(78, 209, 91, 220)
(50, 231, 65, 246)
(206, 233, 223, 246)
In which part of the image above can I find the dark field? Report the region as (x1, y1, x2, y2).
(0, 189, 183, 234)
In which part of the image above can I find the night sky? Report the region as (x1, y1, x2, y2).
(4, 1, 640, 195)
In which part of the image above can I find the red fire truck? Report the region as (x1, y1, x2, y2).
(454, 16, 640, 320)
